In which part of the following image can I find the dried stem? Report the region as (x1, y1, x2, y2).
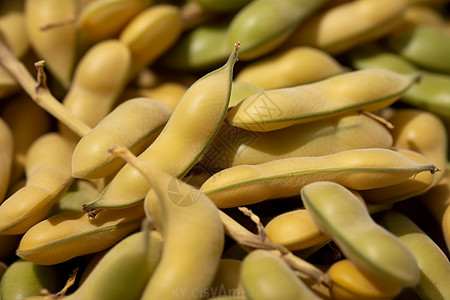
(0, 40, 91, 137)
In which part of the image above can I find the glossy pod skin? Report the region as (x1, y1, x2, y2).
(16, 204, 144, 265)
(301, 181, 421, 288)
(60, 39, 131, 141)
(0, 259, 62, 300)
(347, 44, 450, 120)
(82, 44, 239, 212)
(265, 208, 329, 251)
(227, 68, 420, 132)
(24, 0, 77, 89)
(200, 148, 438, 208)
(64, 230, 163, 300)
(327, 259, 403, 300)
(284, 0, 407, 55)
(0, 132, 74, 235)
(239, 249, 322, 300)
(388, 25, 450, 73)
(200, 112, 393, 172)
(71, 97, 172, 179)
(235, 46, 347, 90)
(379, 211, 450, 300)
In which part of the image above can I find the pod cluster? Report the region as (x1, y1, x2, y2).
(0, 0, 450, 299)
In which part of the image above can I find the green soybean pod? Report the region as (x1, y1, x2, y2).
(388, 25, 450, 74)
(378, 211, 450, 300)
(160, 20, 229, 71)
(240, 249, 322, 300)
(226, 0, 329, 60)
(301, 181, 421, 288)
(347, 44, 450, 120)
(0, 259, 62, 300)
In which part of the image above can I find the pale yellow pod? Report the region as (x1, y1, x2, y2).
(204, 259, 245, 299)
(235, 46, 347, 90)
(1, 94, 52, 184)
(229, 81, 264, 108)
(77, 0, 152, 42)
(389, 108, 447, 182)
(360, 148, 437, 204)
(442, 203, 450, 253)
(200, 112, 393, 171)
(328, 259, 403, 300)
(227, 68, 419, 132)
(265, 209, 329, 251)
(16, 204, 144, 265)
(24, 0, 77, 89)
(0, 132, 74, 235)
(391, 4, 447, 35)
(60, 39, 131, 141)
(285, 0, 408, 54)
(119, 4, 183, 78)
(0, 118, 13, 203)
(82, 43, 239, 211)
(200, 148, 438, 208)
(72, 97, 172, 179)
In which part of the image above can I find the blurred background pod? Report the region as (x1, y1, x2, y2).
(0, 117, 13, 204)
(76, 0, 152, 43)
(192, 0, 253, 13)
(0, 93, 52, 186)
(0, 0, 29, 100)
(24, 0, 78, 90)
(284, 0, 408, 55)
(225, 0, 329, 61)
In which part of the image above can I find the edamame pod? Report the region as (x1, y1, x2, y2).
(82, 43, 239, 212)
(389, 108, 448, 182)
(301, 181, 421, 287)
(285, 0, 407, 54)
(0, 118, 13, 203)
(347, 44, 450, 119)
(60, 39, 131, 141)
(24, 0, 77, 89)
(63, 230, 163, 300)
(204, 259, 245, 299)
(240, 249, 322, 300)
(200, 148, 438, 208)
(226, 0, 329, 60)
(360, 148, 437, 204)
(0, 132, 74, 235)
(0, 259, 62, 300)
(229, 81, 264, 108)
(235, 46, 347, 90)
(265, 209, 329, 251)
(227, 68, 419, 132)
(327, 259, 403, 300)
(388, 25, 450, 73)
(379, 211, 450, 300)
(72, 97, 171, 179)
(108, 146, 224, 300)
(77, 0, 151, 42)
(160, 20, 230, 71)
(200, 112, 393, 172)
(16, 204, 144, 265)
(193, 0, 252, 12)
(119, 4, 183, 78)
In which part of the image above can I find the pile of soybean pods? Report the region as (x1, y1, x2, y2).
(1, 0, 450, 299)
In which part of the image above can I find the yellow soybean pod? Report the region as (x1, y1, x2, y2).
(227, 68, 419, 132)
(301, 181, 421, 288)
(0, 118, 13, 203)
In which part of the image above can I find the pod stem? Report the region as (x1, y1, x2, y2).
(218, 209, 332, 288)
(0, 40, 91, 138)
